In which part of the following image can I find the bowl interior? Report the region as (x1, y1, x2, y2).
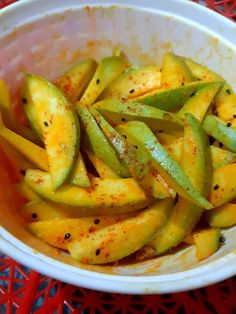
(0, 0, 235, 287)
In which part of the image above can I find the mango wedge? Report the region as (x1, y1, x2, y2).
(19, 200, 69, 222)
(69, 151, 90, 187)
(118, 121, 212, 209)
(205, 203, 236, 228)
(54, 59, 97, 102)
(0, 137, 34, 180)
(85, 149, 120, 179)
(130, 81, 215, 111)
(0, 121, 90, 187)
(93, 99, 183, 131)
(215, 94, 236, 130)
(203, 115, 236, 153)
(28, 214, 133, 250)
(148, 114, 212, 255)
(23, 74, 79, 190)
(20, 195, 143, 222)
(0, 79, 39, 143)
(164, 137, 236, 169)
(209, 163, 236, 207)
(25, 169, 149, 212)
(0, 122, 49, 171)
(16, 182, 40, 201)
(161, 52, 194, 88)
(178, 82, 222, 121)
(182, 57, 233, 106)
(79, 56, 127, 107)
(193, 228, 220, 260)
(68, 199, 172, 264)
(91, 109, 174, 198)
(79, 107, 129, 177)
(100, 65, 161, 101)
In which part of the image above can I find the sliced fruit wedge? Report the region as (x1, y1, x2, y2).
(85, 149, 120, 179)
(54, 59, 97, 102)
(147, 113, 212, 255)
(0, 112, 49, 171)
(79, 56, 127, 107)
(118, 121, 212, 209)
(93, 99, 183, 131)
(181, 56, 234, 106)
(69, 151, 90, 187)
(178, 82, 222, 121)
(68, 199, 172, 264)
(164, 137, 236, 169)
(161, 52, 194, 88)
(91, 108, 174, 199)
(79, 106, 129, 177)
(28, 214, 133, 250)
(130, 81, 216, 111)
(0, 79, 39, 143)
(23, 74, 79, 190)
(209, 163, 236, 207)
(205, 203, 236, 228)
(193, 228, 220, 260)
(25, 169, 150, 213)
(99, 65, 161, 101)
(203, 115, 236, 153)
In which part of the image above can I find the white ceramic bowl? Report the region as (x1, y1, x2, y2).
(0, 0, 235, 294)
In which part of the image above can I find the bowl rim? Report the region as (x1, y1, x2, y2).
(0, 0, 236, 294)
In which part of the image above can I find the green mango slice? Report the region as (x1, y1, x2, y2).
(161, 52, 194, 88)
(131, 81, 215, 112)
(91, 108, 174, 198)
(205, 203, 236, 228)
(28, 214, 133, 250)
(93, 99, 183, 131)
(99, 65, 161, 101)
(193, 228, 220, 260)
(54, 59, 97, 102)
(118, 121, 212, 209)
(203, 115, 236, 153)
(79, 107, 129, 177)
(209, 163, 236, 207)
(178, 82, 222, 121)
(68, 199, 173, 264)
(23, 74, 79, 190)
(25, 169, 149, 213)
(69, 151, 90, 187)
(147, 113, 212, 255)
(79, 56, 127, 107)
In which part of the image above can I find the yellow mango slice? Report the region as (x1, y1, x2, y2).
(25, 169, 149, 212)
(100, 65, 161, 101)
(161, 52, 194, 88)
(209, 163, 236, 207)
(28, 214, 133, 250)
(193, 228, 220, 260)
(205, 203, 236, 228)
(54, 59, 97, 102)
(68, 199, 172, 264)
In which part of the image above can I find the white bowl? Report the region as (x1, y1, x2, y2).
(0, 0, 235, 294)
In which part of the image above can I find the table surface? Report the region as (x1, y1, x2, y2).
(0, 0, 236, 313)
